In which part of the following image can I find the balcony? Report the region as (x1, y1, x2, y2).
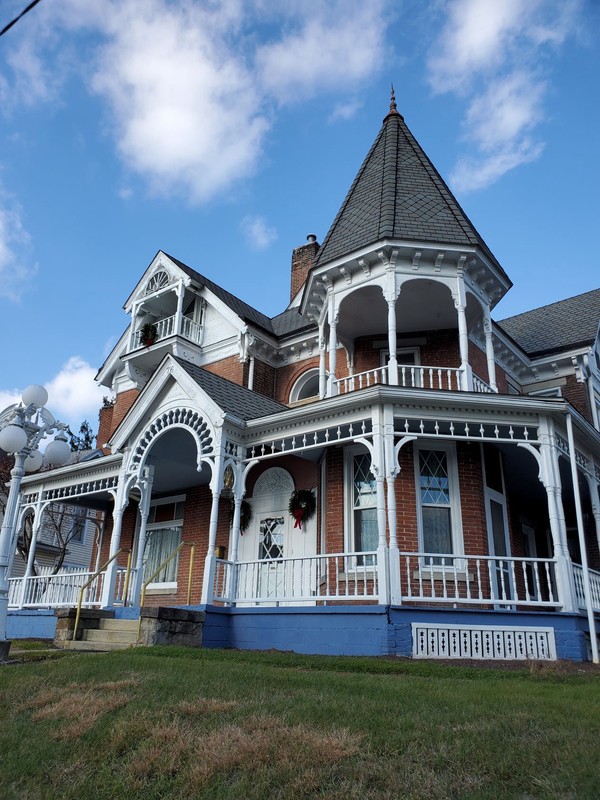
(334, 364, 494, 395)
(134, 314, 203, 351)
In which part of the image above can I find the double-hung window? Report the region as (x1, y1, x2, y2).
(415, 445, 461, 565)
(142, 497, 185, 589)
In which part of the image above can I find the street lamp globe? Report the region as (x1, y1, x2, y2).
(0, 424, 28, 454)
(44, 433, 71, 466)
(21, 384, 48, 409)
(24, 450, 43, 472)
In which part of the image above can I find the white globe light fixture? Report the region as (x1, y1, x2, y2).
(0, 386, 70, 659)
(44, 434, 71, 467)
(24, 449, 43, 473)
(21, 384, 48, 409)
(0, 424, 28, 454)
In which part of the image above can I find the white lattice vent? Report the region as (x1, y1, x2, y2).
(412, 623, 557, 661)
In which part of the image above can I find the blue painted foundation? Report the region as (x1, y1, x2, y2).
(6, 605, 594, 660)
(201, 605, 592, 661)
(7, 609, 57, 640)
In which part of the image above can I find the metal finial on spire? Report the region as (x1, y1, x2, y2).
(384, 83, 401, 121)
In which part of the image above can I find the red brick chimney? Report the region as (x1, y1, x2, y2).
(290, 234, 319, 302)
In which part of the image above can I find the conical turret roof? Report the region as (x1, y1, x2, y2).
(315, 94, 501, 271)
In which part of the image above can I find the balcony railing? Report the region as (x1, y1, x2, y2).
(335, 365, 492, 395)
(135, 314, 203, 349)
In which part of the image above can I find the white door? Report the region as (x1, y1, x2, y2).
(257, 515, 286, 599)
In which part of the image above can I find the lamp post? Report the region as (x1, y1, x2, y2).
(0, 385, 71, 660)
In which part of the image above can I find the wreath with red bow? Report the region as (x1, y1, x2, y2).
(288, 489, 316, 530)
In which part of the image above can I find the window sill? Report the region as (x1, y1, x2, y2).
(145, 584, 177, 595)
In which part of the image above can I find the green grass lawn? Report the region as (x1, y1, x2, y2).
(1, 648, 599, 800)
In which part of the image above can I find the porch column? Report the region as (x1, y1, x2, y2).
(229, 493, 243, 605)
(175, 280, 185, 335)
(455, 301, 472, 391)
(385, 268, 398, 386)
(483, 304, 498, 392)
(100, 479, 130, 608)
(327, 296, 338, 397)
(131, 466, 155, 606)
(318, 320, 327, 399)
(372, 409, 389, 605)
(384, 406, 401, 604)
(19, 505, 45, 608)
(538, 420, 577, 613)
(566, 413, 599, 663)
(201, 449, 225, 605)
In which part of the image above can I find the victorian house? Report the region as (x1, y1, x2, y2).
(8, 95, 600, 661)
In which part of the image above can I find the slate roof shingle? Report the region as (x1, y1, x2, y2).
(497, 289, 600, 357)
(314, 108, 505, 277)
(175, 357, 287, 420)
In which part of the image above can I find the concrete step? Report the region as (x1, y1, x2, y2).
(98, 619, 139, 632)
(63, 640, 133, 652)
(84, 629, 138, 644)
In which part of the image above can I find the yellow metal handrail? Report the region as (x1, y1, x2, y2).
(73, 549, 129, 641)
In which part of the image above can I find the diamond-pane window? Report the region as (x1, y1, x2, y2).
(352, 453, 377, 563)
(353, 453, 376, 508)
(259, 517, 284, 560)
(419, 450, 450, 506)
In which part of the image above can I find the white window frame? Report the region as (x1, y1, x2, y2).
(344, 445, 378, 566)
(138, 494, 186, 591)
(380, 347, 420, 367)
(414, 442, 463, 566)
(289, 368, 325, 405)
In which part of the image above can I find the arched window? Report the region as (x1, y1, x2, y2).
(289, 369, 321, 404)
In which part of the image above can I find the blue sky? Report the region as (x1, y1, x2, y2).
(0, 0, 598, 434)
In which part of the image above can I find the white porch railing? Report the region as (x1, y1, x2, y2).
(573, 563, 600, 613)
(137, 314, 203, 348)
(8, 566, 136, 609)
(399, 552, 560, 608)
(213, 551, 379, 605)
(472, 374, 494, 393)
(336, 367, 388, 394)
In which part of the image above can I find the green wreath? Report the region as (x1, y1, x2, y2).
(288, 489, 316, 530)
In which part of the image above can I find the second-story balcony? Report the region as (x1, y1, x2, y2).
(134, 314, 203, 351)
(334, 364, 494, 395)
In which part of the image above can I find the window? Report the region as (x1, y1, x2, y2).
(142, 496, 185, 588)
(347, 450, 378, 564)
(289, 368, 322, 404)
(415, 444, 462, 564)
(380, 348, 419, 367)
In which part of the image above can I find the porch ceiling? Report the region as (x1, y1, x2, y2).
(144, 427, 211, 494)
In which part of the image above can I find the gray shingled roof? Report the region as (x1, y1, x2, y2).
(315, 107, 504, 274)
(271, 307, 316, 337)
(167, 254, 275, 335)
(175, 357, 287, 420)
(497, 289, 600, 356)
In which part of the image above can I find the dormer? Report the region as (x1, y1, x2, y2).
(121, 253, 205, 380)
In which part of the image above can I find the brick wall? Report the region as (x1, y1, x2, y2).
(203, 355, 246, 386)
(251, 358, 277, 399)
(563, 373, 592, 422)
(106, 389, 140, 440)
(96, 403, 114, 452)
(290, 237, 319, 301)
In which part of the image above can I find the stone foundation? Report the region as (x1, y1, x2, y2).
(138, 607, 205, 647)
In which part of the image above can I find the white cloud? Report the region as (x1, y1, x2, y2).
(328, 99, 363, 123)
(256, 1, 387, 103)
(0, 199, 37, 302)
(43, 357, 107, 431)
(241, 215, 277, 250)
(427, 0, 582, 193)
(0, 0, 394, 205)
